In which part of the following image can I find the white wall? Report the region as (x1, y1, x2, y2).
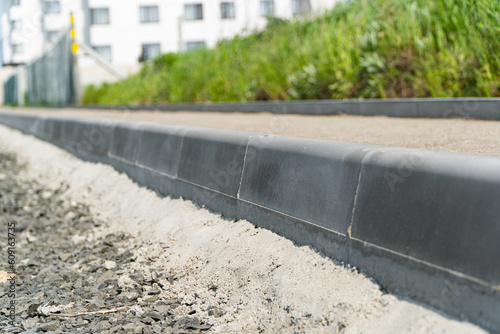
(1, 0, 84, 65)
(1, 0, 343, 85)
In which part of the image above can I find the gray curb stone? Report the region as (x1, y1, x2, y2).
(73, 98, 500, 120)
(0, 112, 499, 332)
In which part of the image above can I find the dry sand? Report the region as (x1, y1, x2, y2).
(0, 124, 487, 333)
(3, 107, 500, 157)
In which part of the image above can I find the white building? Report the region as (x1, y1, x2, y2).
(1, 0, 340, 86)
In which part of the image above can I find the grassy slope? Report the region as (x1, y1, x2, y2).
(83, 0, 500, 105)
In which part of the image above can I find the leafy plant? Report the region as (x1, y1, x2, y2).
(83, 0, 500, 105)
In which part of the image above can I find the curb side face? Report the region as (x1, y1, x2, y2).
(238, 136, 373, 234)
(62, 118, 116, 160)
(177, 128, 253, 197)
(135, 124, 187, 177)
(109, 122, 144, 164)
(351, 149, 500, 285)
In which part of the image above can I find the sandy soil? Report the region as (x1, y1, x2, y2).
(2, 107, 500, 157)
(0, 125, 487, 333)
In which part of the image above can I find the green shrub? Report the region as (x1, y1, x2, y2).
(83, 0, 500, 105)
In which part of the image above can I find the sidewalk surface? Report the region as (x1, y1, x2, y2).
(4, 107, 500, 157)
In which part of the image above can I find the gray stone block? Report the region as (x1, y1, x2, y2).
(109, 122, 142, 163)
(41, 117, 64, 143)
(82, 119, 116, 156)
(358, 99, 419, 117)
(78, 98, 500, 120)
(417, 98, 500, 119)
(177, 128, 253, 197)
(176, 178, 239, 218)
(129, 166, 179, 198)
(351, 148, 500, 285)
(136, 124, 187, 177)
(60, 118, 116, 160)
(0, 113, 35, 133)
(238, 135, 373, 234)
(237, 199, 350, 261)
(62, 118, 90, 146)
(349, 238, 500, 331)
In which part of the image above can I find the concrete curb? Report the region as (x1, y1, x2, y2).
(0, 112, 499, 332)
(75, 98, 500, 120)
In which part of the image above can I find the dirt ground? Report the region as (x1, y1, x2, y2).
(3, 107, 500, 157)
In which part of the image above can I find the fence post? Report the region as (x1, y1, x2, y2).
(71, 12, 82, 104)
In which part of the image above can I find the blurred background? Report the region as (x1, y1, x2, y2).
(0, 0, 498, 106)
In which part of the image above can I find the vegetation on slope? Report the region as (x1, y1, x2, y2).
(83, 0, 500, 104)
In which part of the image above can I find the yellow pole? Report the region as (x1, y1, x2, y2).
(70, 12, 81, 103)
(70, 12, 78, 54)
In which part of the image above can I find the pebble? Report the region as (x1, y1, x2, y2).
(37, 320, 60, 332)
(208, 306, 224, 318)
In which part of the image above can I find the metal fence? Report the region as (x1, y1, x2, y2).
(26, 28, 76, 106)
(3, 73, 18, 105)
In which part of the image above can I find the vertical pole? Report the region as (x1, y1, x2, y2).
(178, 16, 183, 52)
(70, 12, 82, 104)
(17, 65, 26, 106)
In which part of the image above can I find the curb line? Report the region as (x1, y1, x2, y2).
(74, 98, 500, 120)
(0, 112, 499, 332)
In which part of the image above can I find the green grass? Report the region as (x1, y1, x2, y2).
(82, 0, 500, 105)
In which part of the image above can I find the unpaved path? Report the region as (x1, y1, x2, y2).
(0, 125, 487, 333)
(2, 107, 500, 157)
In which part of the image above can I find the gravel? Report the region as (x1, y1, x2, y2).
(0, 153, 211, 333)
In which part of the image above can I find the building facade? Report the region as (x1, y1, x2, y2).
(1, 0, 340, 85)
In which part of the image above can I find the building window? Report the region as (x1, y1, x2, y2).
(260, 0, 274, 17)
(184, 4, 203, 20)
(93, 45, 112, 62)
(140, 43, 161, 61)
(11, 0, 20, 6)
(44, 1, 60, 14)
(140, 6, 159, 23)
(185, 41, 205, 51)
(11, 20, 22, 31)
(12, 44, 23, 54)
(46, 30, 59, 41)
(221, 2, 235, 19)
(291, 0, 310, 15)
(91, 8, 110, 25)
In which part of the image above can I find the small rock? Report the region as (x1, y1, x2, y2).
(129, 305, 145, 317)
(19, 329, 38, 334)
(27, 303, 43, 314)
(59, 252, 73, 262)
(208, 306, 224, 318)
(152, 304, 171, 314)
(142, 312, 162, 322)
(184, 323, 212, 331)
(103, 260, 117, 270)
(37, 320, 60, 332)
(142, 295, 159, 303)
(63, 211, 77, 224)
(123, 323, 140, 331)
(3, 326, 24, 333)
(124, 290, 140, 302)
(25, 232, 37, 243)
(41, 191, 52, 199)
(71, 234, 87, 244)
(148, 288, 161, 295)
